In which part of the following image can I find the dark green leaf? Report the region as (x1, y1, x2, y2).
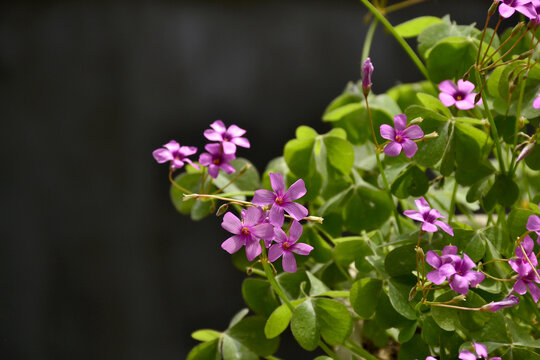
(186, 339, 220, 360)
(385, 244, 417, 278)
(313, 298, 353, 346)
(350, 278, 383, 319)
(391, 165, 429, 198)
(291, 299, 319, 351)
(388, 280, 417, 320)
(343, 186, 393, 233)
(242, 278, 280, 317)
(227, 316, 280, 357)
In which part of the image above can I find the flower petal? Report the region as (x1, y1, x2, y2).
(290, 243, 313, 256)
(222, 141, 237, 155)
(464, 271, 485, 288)
(179, 146, 198, 156)
(198, 153, 212, 166)
(232, 137, 250, 148)
(457, 79, 475, 94)
(499, 3, 516, 18)
(282, 202, 309, 221)
(269, 172, 286, 195)
(422, 221, 438, 232)
(282, 251, 297, 273)
(426, 250, 442, 269)
(380, 124, 396, 140)
(221, 162, 236, 174)
(527, 214, 540, 232)
(439, 92, 456, 107)
(394, 114, 408, 131)
(243, 207, 263, 226)
(427, 270, 447, 285)
(245, 238, 262, 261)
(222, 212, 242, 234)
(474, 343, 488, 358)
(458, 350, 476, 360)
(171, 158, 185, 170)
(204, 129, 223, 142)
(208, 164, 220, 178)
(403, 210, 424, 222)
(273, 227, 288, 243)
(268, 244, 284, 262)
(450, 274, 470, 294)
(434, 220, 454, 236)
(163, 140, 180, 152)
(252, 189, 276, 206)
(210, 120, 226, 133)
(442, 245, 458, 256)
(383, 141, 402, 157)
(204, 143, 222, 155)
(152, 148, 173, 163)
(438, 80, 458, 94)
(528, 282, 540, 303)
(514, 279, 528, 295)
(288, 220, 303, 243)
(269, 205, 285, 227)
(415, 198, 431, 214)
(284, 179, 307, 201)
(402, 125, 424, 139)
(439, 263, 457, 277)
(401, 139, 418, 158)
(252, 223, 275, 241)
(221, 235, 245, 254)
(226, 124, 247, 137)
(455, 99, 475, 110)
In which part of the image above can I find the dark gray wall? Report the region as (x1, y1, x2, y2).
(1, 1, 492, 359)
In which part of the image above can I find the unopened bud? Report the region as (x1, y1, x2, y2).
(512, 22, 525, 35)
(423, 131, 439, 140)
(408, 285, 418, 301)
(362, 58, 374, 96)
(409, 117, 423, 125)
(516, 141, 536, 163)
(518, 50, 534, 61)
(216, 203, 229, 216)
(488, 1, 499, 16)
(415, 246, 425, 258)
(452, 294, 466, 303)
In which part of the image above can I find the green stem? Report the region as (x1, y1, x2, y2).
(475, 71, 506, 174)
(260, 245, 295, 311)
(344, 340, 380, 360)
(319, 341, 343, 360)
(168, 168, 192, 194)
(358, 0, 429, 80)
(361, 19, 378, 63)
(448, 180, 458, 224)
(218, 191, 255, 197)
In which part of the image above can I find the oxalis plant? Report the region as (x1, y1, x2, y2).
(154, 0, 540, 359)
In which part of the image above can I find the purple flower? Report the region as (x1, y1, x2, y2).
(252, 172, 308, 227)
(362, 58, 374, 95)
(426, 247, 484, 295)
(268, 220, 313, 273)
(459, 342, 501, 360)
(534, 93, 540, 109)
(199, 143, 236, 178)
(204, 120, 250, 155)
(527, 209, 540, 244)
(152, 140, 199, 170)
(480, 295, 520, 312)
(438, 79, 482, 110)
(380, 114, 424, 158)
(403, 198, 454, 235)
(496, 0, 536, 19)
(426, 245, 461, 285)
(221, 207, 274, 261)
(510, 236, 540, 302)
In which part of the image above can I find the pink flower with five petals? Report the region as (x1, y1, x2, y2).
(380, 114, 424, 158)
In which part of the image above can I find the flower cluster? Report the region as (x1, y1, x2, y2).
(426, 245, 485, 295)
(220, 172, 313, 272)
(496, 0, 537, 20)
(152, 120, 250, 178)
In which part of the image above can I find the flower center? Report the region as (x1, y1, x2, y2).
(275, 197, 284, 205)
(241, 227, 250, 235)
(213, 158, 221, 165)
(395, 134, 403, 143)
(282, 242, 291, 250)
(456, 95, 463, 100)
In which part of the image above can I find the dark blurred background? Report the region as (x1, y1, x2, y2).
(2, 1, 491, 359)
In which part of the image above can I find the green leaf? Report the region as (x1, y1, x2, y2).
(385, 244, 416, 278)
(398, 320, 418, 343)
(186, 339, 220, 360)
(313, 298, 353, 346)
(397, 334, 430, 360)
(291, 299, 319, 351)
(502, 348, 540, 360)
(418, 20, 479, 59)
(343, 186, 393, 233)
(486, 175, 519, 207)
(242, 278, 280, 317)
(191, 329, 222, 342)
(414, 121, 452, 168)
(213, 158, 260, 199)
(333, 237, 373, 269)
(190, 198, 215, 221)
(416, 92, 452, 118)
(306, 271, 331, 296)
(229, 308, 250, 328)
(323, 136, 354, 176)
(395, 16, 444, 38)
(226, 316, 280, 357)
(220, 335, 258, 360)
(525, 143, 540, 170)
(454, 123, 492, 170)
(375, 291, 409, 329)
(455, 160, 494, 186)
(431, 291, 461, 331)
(507, 208, 539, 241)
(170, 172, 207, 214)
(350, 278, 383, 319)
(439, 121, 456, 176)
(426, 37, 479, 83)
(264, 304, 292, 339)
(303, 226, 333, 263)
(323, 103, 362, 122)
(391, 165, 429, 198)
(283, 138, 315, 177)
(388, 280, 417, 320)
(296, 125, 318, 139)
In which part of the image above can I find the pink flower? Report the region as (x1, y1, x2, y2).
(480, 295, 520, 312)
(268, 221, 313, 273)
(198, 143, 236, 178)
(509, 236, 540, 302)
(534, 93, 540, 109)
(252, 172, 308, 227)
(426, 245, 461, 285)
(361, 58, 374, 95)
(403, 198, 454, 235)
(438, 79, 482, 110)
(221, 207, 274, 261)
(204, 120, 250, 155)
(380, 114, 424, 158)
(459, 342, 501, 360)
(496, 0, 536, 19)
(527, 209, 540, 245)
(152, 140, 199, 170)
